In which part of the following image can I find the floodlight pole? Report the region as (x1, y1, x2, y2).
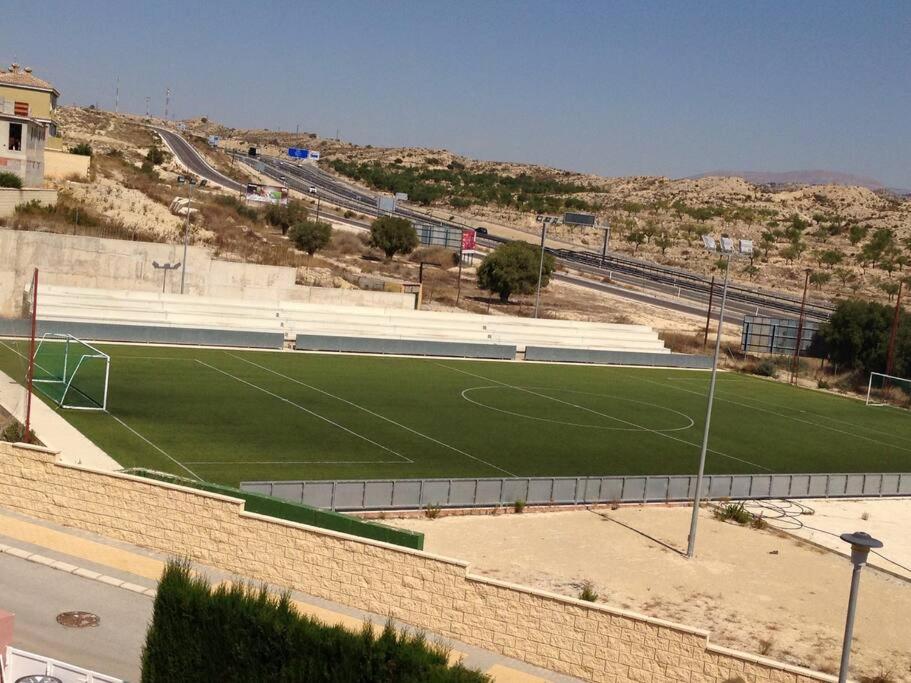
(600, 222, 610, 267)
(533, 221, 548, 318)
(455, 236, 465, 306)
(687, 252, 731, 559)
(703, 275, 716, 350)
(179, 178, 195, 294)
(789, 268, 811, 384)
(24, 268, 38, 444)
(885, 280, 903, 376)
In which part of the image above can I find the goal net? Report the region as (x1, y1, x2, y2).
(866, 372, 911, 409)
(32, 334, 110, 411)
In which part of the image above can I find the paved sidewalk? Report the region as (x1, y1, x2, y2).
(0, 508, 582, 682)
(0, 365, 120, 470)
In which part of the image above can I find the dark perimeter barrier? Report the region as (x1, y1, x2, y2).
(525, 346, 713, 368)
(295, 333, 516, 360)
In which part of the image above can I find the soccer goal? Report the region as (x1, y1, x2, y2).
(866, 372, 911, 409)
(32, 333, 110, 411)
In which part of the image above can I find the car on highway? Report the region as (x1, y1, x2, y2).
(309, 186, 318, 194)
(474, 227, 488, 235)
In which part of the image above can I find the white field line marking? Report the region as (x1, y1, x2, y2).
(184, 460, 404, 466)
(225, 352, 517, 477)
(2, 340, 203, 478)
(642, 376, 911, 457)
(436, 362, 772, 472)
(107, 413, 202, 480)
(461, 385, 695, 432)
(195, 359, 412, 464)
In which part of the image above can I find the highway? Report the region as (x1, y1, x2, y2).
(153, 126, 832, 324)
(150, 126, 245, 193)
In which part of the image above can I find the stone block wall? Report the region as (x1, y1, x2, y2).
(0, 442, 834, 683)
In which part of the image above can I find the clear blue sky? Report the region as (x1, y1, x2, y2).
(6, 1, 911, 186)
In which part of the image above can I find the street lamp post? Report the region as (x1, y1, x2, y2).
(533, 215, 559, 318)
(177, 175, 196, 294)
(315, 189, 321, 223)
(686, 235, 752, 559)
(837, 532, 883, 683)
(152, 261, 182, 293)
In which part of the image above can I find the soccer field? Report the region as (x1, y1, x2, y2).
(1, 339, 910, 486)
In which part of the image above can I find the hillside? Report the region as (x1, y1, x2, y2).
(179, 116, 911, 304)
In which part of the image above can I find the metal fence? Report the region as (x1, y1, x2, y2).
(741, 315, 820, 355)
(241, 472, 911, 511)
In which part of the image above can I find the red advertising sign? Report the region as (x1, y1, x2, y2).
(461, 229, 476, 251)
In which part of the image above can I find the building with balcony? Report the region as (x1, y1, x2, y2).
(0, 63, 60, 151)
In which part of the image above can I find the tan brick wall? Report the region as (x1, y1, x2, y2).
(0, 188, 57, 218)
(0, 443, 835, 683)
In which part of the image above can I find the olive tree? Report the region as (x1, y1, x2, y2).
(477, 240, 555, 303)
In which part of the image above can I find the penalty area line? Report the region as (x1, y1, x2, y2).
(194, 359, 413, 465)
(223, 352, 517, 477)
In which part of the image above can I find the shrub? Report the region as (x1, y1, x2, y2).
(288, 220, 332, 256)
(369, 216, 418, 258)
(69, 143, 93, 156)
(477, 241, 554, 303)
(513, 499, 525, 514)
(752, 359, 777, 377)
(343, 209, 355, 219)
(817, 378, 830, 390)
(146, 146, 166, 165)
(424, 504, 442, 519)
(141, 559, 489, 682)
(0, 419, 36, 444)
(714, 502, 752, 525)
(0, 171, 22, 189)
(266, 200, 308, 236)
(578, 581, 598, 602)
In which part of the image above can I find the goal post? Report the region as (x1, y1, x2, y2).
(866, 371, 911, 409)
(32, 333, 110, 411)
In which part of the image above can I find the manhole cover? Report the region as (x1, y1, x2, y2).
(56, 611, 99, 628)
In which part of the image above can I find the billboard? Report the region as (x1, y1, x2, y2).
(563, 211, 596, 227)
(245, 183, 289, 205)
(288, 147, 309, 159)
(461, 229, 476, 251)
(377, 196, 396, 213)
(310, 151, 321, 160)
(394, 192, 408, 201)
(207, 135, 220, 146)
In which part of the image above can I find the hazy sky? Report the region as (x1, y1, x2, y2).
(5, 1, 911, 186)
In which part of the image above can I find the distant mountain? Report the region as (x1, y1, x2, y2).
(689, 169, 891, 191)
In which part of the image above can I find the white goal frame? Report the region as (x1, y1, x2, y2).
(866, 371, 911, 408)
(32, 333, 110, 411)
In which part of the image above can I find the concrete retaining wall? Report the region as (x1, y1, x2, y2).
(0, 442, 833, 683)
(0, 229, 414, 316)
(0, 189, 57, 219)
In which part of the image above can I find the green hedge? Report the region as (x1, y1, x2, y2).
(142, 560, 489, 682)
(131, 470, 423, 550)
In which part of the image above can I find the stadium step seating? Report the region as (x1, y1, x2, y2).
(31, 285, 670, 354)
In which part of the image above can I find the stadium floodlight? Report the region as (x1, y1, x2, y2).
(686, 233, 750, 559)
(837, 532, 883, 683)
(177, 175, 197, 294)
(533, 215, 561, 318)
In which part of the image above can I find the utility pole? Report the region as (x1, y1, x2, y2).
(533, 221, 548, 318)
(790, 268, 812, 384)
(115, 76, 120, 113)
(885, 280, 903, 376)
(145, 97, 151, 117)
(165, 88, 170, 120)
(703, 276, 715, 349)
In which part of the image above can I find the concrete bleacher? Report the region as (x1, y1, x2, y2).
(30, 284, 674, 358)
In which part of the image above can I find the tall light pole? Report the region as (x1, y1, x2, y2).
(837, 532, 883, 683)
(152, 261, 181, 293)
(178, 175, 196, 294)
(533, 215, 559, 318)
(315, 188, 321, 223)
(687, 236, 752, 559)
(790, 267, 812, 384)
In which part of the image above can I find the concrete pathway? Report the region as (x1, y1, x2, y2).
(0, 366, 120, 470)
(0, 508, 582, 682)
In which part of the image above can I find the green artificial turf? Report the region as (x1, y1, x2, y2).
(1, 339, 910, 486)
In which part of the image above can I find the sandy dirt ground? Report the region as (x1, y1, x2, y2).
(389, 505, 911, 680)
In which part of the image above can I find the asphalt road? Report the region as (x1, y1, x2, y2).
(0, 552, 150, 681)
(150, 126, 245, 193)
(155, 128, 829, 326)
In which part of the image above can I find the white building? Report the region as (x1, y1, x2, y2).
(0, 103, 46, 187)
